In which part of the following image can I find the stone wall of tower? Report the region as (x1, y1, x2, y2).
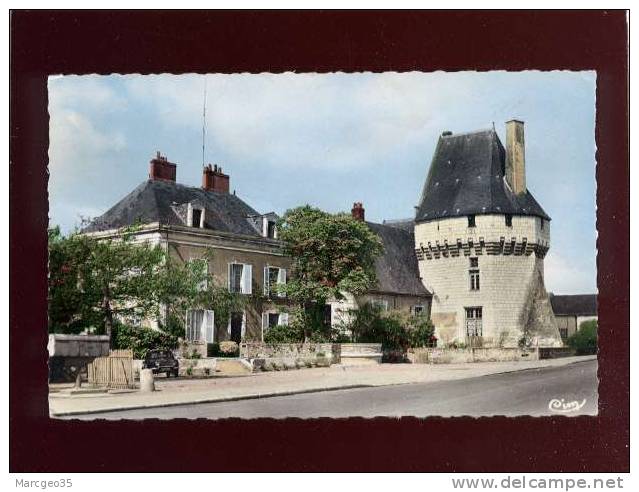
(414, 214, 562, 348)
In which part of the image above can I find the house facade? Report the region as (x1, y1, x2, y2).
(84, 154, 291, 344)
(413, 121, 563, 348)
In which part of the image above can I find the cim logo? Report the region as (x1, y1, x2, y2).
(548, 398, 587, 414)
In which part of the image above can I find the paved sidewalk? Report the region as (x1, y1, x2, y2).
(49, 355, 596, 417)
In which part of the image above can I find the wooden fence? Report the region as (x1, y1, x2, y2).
(88, 349, 135, 389)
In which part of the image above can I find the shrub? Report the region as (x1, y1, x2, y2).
(263, 323, 304, 343)
(568, 319, 597, 355)
(112, 323, 178, 359)
(219, 341, 239, 356)
(407, 315, 436, 348)
(347, 304, 411, 351)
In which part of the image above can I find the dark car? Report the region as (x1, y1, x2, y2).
(142, 350, 179, 377)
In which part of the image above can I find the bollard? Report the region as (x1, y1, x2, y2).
(139, 368, 155, 392)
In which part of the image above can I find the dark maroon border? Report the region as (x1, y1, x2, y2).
(10, 10, 629, 472)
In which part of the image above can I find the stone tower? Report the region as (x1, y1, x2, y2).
(414, 122, 562, 348)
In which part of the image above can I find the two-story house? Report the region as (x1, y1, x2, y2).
(83, 153, 291, 344)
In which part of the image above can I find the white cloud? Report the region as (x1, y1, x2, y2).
(119, 72, 482, 170)
(544, 251, 597, 295)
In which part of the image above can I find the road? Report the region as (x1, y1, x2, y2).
(67, 359, 598, 419)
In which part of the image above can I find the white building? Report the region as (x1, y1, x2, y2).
(413, 121, 562, 348)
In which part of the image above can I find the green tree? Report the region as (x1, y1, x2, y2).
(48, 225, 209, 343)
(276, 205, 384, 341)
(567, 319, 598, 355)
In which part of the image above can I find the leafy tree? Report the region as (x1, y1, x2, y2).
(567, 319, 598, 355)
(276, 205, 384, 340)
(48, 225, 210, 343)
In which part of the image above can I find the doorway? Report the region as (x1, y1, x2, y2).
(230, 312, 244, 343)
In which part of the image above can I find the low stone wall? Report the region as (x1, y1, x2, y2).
(48, 335, 111, 382)
(48, 334, 111, 358)
(341, 343, 383, 365)
(240, 342, 340, 371)
(240, 342, 340, 362)
(538, 346, 576, 359)
(407, 347, 540, 364)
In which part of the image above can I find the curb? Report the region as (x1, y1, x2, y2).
(50, 384, 373, 417)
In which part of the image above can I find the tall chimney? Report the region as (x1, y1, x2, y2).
(505, 120, 526, 194)
(202, 163, 230, 193)
(149, 151, 176, 182)
(351, 202, 365, 221)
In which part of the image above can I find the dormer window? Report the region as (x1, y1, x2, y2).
(191, 209, 202, 228)
(262, 217, 277, 238)
(187, 203, 205, 228)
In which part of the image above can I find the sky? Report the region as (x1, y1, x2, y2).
(48, 71, 597, 295)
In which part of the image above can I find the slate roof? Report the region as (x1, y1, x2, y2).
(550, 294, 598, 317)
(367, 221, 431, 297)
(415, 129, 550, 223)
(84, 179, 430, 298)
(83, 179, 264, 237)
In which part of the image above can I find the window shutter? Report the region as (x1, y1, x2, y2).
(277, 268, 287, 297)
(262, 217, 268, 237)
(204, 310, 215, 343)
(227, 263, 232, 291)
(279, 312, 289, 326)
(263, 266, 270, 297)
(241, 264, 252, 294)
(262, 312, 268, 330)
(186, 310, 192, 341)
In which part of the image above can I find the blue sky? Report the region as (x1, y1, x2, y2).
(48, 71, 596, 295)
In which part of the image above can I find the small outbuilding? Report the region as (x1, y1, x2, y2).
(549, 294, 598, 342)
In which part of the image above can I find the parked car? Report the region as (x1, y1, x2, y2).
(142, 350, 179, 377)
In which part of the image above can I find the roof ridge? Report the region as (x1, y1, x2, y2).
(441, 128, 495, 139)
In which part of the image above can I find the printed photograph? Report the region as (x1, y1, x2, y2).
(46, 71, 598, 419)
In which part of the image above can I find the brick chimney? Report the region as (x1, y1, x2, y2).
(505, 120, 526, 194)
(351, 202, 365, 221)
(202, 164, 230, 193)
(149, 151, 176, 182)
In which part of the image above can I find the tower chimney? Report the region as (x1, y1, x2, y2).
(149, 151, 176, 182)
(505, 120, 526, 194)
(202, 163, 230, 193)
(351, 202, 365, 221)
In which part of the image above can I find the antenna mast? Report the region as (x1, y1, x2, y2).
(202, 77, 208, 168)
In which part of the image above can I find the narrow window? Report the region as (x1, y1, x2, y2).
(505, 214, 513, 227)
(468, 214, 476, 228)
(268, 312, 280, 328)
(229, 263, 243, 293)
(191, 208, 202, 228)
(469, 257, 480, 291)
(540, 218, 545, 230)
